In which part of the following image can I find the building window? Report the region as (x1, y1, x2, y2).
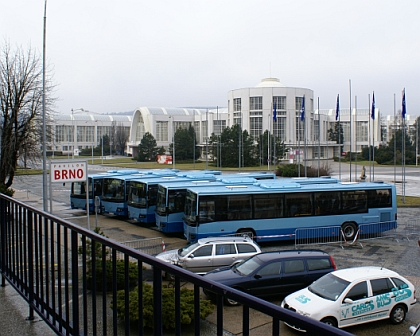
(249, 116, 262, 138)
(273, 96, 286, 110)
(356, 121, 368, 142)
(250, 97, 262, 110)
(233, 98, 241, 112)
(77, 126, 94, 142)
(273, 117, 286, 141)
(213, 120, 226, 136)
(55, 125, 73, 143)
(314, 119, 320, 140)
(156, 121, 168, 141)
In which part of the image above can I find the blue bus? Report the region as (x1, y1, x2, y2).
(155, 177, 260, 233)
(70, 169, 140, 213)
(155, 173, 276, 234)
(127, 172, 220, 224)
(101, 170, 179, 216)
(183, 180, 397, 243)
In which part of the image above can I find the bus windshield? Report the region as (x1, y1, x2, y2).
(127, 182, 147, 208)
(102, 179, 125, 201)
(184, 191, 197, 224)
(71, 178, 93, 198)
(155, 185, 167, 215)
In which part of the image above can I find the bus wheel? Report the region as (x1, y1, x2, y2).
(341, 222, 357, 241)
(237, 229, 255, 240)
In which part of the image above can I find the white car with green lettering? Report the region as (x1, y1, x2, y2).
(281, 266, 417, 330)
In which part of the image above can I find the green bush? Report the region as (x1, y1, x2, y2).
(87, 259, 139, 291)
(276, 164, 332, 178)
(79, 227, 139, 291)
(115, 282, 214, 330)
(0, 183, 14, 196)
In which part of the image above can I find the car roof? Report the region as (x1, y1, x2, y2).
(197, 236, 256, 244)
(253, 250, 330, 262)
(331, 266, 399, 282)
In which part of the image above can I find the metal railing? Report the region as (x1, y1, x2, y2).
(295, 221, 404, 249)
(0, 194, 353, 336)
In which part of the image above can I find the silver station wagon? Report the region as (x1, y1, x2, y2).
(156, 236, 261, 275)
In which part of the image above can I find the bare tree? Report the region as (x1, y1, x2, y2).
(115, 122, 129, 155)
(0, 43, 55, 189)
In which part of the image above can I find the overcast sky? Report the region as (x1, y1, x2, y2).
(3, 0, 419, 116)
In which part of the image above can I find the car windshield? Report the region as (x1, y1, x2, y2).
(234, 256, 263, 276)
(308, 273, 350, 301)
(178, 242, 200, 257)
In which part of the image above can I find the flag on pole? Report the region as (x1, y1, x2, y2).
(273, 102, 277, 122)
(402, 88, 406, 119)
(300, 96, 305, 121)
(335, 94, 339, 121)
(371, 92, 375, 119)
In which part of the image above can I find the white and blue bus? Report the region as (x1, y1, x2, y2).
(183, 180, 397, 243)
(101, 170, 180, 217)
(70, 169, 140, 213)
(127, 172, 221, 224)
(155, 173, 277, 234)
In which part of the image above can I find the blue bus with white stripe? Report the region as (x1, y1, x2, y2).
(183, 180, 397, 243)
(70, 169, 140, 213)
(155, 173, 277, 234)
(127, 172, 221, 224)
(101, 170, 179, 217)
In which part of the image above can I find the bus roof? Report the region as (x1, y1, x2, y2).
(158, 177, 258, 190)
(128, 174, 219, 185)
(186, 180, 395, 196)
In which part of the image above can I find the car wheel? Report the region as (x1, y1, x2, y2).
(341, 222, 357, 241)
(225, 296, 240, 306)
(390, 305, 406, 324)
(321, 317, 337, 328)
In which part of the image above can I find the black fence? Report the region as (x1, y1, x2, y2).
(0, 194, 353, 336)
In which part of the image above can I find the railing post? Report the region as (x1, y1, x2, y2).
(71, 230, 80, 334)
(27, 208, 35, 321)
(0, 198, 6, 287)
(153, 266, 163, 336)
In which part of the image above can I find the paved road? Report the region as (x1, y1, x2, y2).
(4, 165, 420, 335)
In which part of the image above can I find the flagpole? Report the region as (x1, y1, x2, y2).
(298, 104, 301, 177)
(368, 94, 371, 181)
(349, 80, 352, 182)
(300, 95, 307, 177)
(273, 102, 277, 173)
(268, 106, 271, 171)
(393, 93, 396, 185)
(402, 88, 406, 203)
(371, 92, 375, 181)
(317, 97, 320, 176)
(355, 96, 358, 180)
(337, 94, 341, 180)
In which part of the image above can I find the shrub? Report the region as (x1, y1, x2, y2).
(79, 227, 139, 291)
(115, 282, 214, 330)
(0, 183, 14, 196)
(276, 164, 332, 178)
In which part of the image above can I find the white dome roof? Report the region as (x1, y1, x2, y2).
(255, 78, 286, 88)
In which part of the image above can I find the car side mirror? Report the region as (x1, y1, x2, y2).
(188, 254, 194, 259)
(254, 274, 262, 280)
(344, 298, 354, 304)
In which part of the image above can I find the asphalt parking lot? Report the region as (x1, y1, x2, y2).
(4, 169, 420, 336)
